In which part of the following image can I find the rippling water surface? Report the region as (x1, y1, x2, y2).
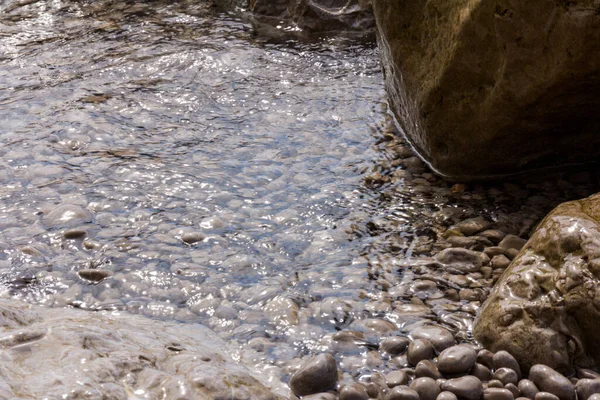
(3, 0, 600, 393)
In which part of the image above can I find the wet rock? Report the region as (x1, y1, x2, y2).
(535, 392, 560, 400)
(451, 217, 491, 236)
(181, 231, 206, 244)
(528, 365, 575, 400)
(42, 204, 93, 228)
(371, 1, 600, 179)
(472, 363, 493, 382)
(477, 350, 495, 369)
(381, 336, 410, 355)
(303, 393, 337, 400)
(408, 338, 435, 366)
(438, 391, 459, 400)
(484, 388, 515, 400)
(359, 318, 398, 334)
(505, 383, 520, 399)
(578, 370, 600, 380)
(498, 235, 527, 252)
(490, 255, 511, 270)
(290, 354, 339, 396)
(474, 193, 600, 372)
(386, 386, 421, 400)
(416, 360, 443, 379)
(436, 248, 483, 273)
(410, 325, 456, 352)
(493, 351, 522, 380)
(493, 368, 518, 386)
(488, 381, 505, 389)
(386, 370, 409, 388)
(575, 378, 600, 400)
(0, 298, 280, 399)
(518, 379, 539, 399)
(78, 269, 112, 282)
(437, 344, 477, 375)
(410, 377, 441, 400)
(440, 376, 483, 400)
(589, 395, 600, 400)
(339, 383, 369, 400)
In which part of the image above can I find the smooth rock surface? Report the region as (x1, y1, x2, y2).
(290, 353, 339, 396)
(440, 376, 483, 400)
(0, 298, 281, 399)
(410, 325, 456, 352)
(576, 378, 600, 400)
(474, 193, 600, 372)
(528, 365, 575, 400)
(438, 344, 477, 375)
(372, 0, 600, 179)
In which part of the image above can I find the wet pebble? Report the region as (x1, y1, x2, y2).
(42, 204, 93, 228)
(339, 383, 369, 400)
(477, 349, 495, 369)
(410, 377, 441, 400)
(437, 344, 477, 375)
(289, 354, 339, 396)
(408, 339, 434, 366)
(386, 386, 420, 400)
(181, 231, 206, 244)
(589, 395, 600, 400)
(490, 254, 511, 270)
(437, 391, 459, 400)
(535, 392, 560, 400)
(440, 376, 483, 400)
(505, 383, 520, 398)
(494, 368, 518, 386)
(303, 393, 338, 400)
(518, 379, 539, 399)
(528, 365, 575, 400)
(451, 217, 491, 236)
(410, 325, 455, 352)
(575, 378, 600, 400)
(472, 363, 493, 382)
(78, 269, 111, 282)
(436, 248, 483, 273)
(386, 370, 409, 388)
(493, 351, 522, 379)
(381, 336, 410, 355)
(416, 360, 442, 379)
(498, 235, 527, 251)
(484, 388, 515, 400)
(488, 380, 504, 389)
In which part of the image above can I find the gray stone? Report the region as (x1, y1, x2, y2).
(493, 368, 518, 386)
(371, 1, 600, 179)
(451, 217, 491, 236)
(436, 248, 483, 273)
(488, 381, 504, 389)
(42, 204, 93, 228)
(339, 383, 369, 400)
(472, 363, 493, 382)
(484, 388, 515, 400)
(290, 354, 339, 396)
(438, 391, 459, 400)
(528, 365, 575, 400)
(505, 383, 521, 399)
(518, 379, 539, 399)
(410, 325, 456, 352)
(416, 360, 443, 379)
(535, 393, 560, 400)
(408, 338, 435, 366)
(386, 386, 421, 400)
(381, 336, 410, 355)
(474, 194, 600, 372)
(498, 235, 527, 252)
(490, 255, 511, 270)
(477, 350, 495, 369)
(440, 376, 483, 400)
(386, 370, 409, 388)
(575, 378, 600, 400)
(493, 351, 522, 380)
(78, 269, 112, 282)
(438, 344, 477, 375)
(410, 377, 441, 400)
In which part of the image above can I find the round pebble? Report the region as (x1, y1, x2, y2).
(440, 376, 483, 400)
(410, 377, 441, 400)
(505, 383, 520, 398)
(518, 379, 539, 399)
(477, 349, 495, 369)
(535, 392, 560, 400)
(410, 325, 456, 352)
(386, 370, 409, 388)
(408, 339, 434, 366)
(472, 363, 493, 381)
(484, 388, 515, 400)
(386, 386, 420, 400)
(529, 365, 575, 400)
(488, 380, 504, 389)
(589, 395, 600, 400)
(381, 337, 410, 355)
(493, 351, 522, 380)
(339, 383, 369, 400)
(494, 368, 519, 386)
(416, 360, 443, 379)
(289, 354, 339, 396)
(438, 344, 477, 375)
(575, 378, 600, 400)
(437, 391, 459, 400)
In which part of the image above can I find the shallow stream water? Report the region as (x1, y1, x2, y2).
(2, 0, 600, 395)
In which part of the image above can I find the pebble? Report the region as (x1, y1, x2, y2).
(303, 393, 338, 400)
(578, 370, 600, 380)
(416, 360, 443, 379)
(42, 204, 93, 228)
(410, 325, 456, 352)
(488, 380, 504, 388)
(484, 388, 515, 400)
(518, 379, 540, 399)
(78, 269, 112, 282)
(407, 339, 435, 366)
(339, 383, 369, 400)
(63, 229, 87, 239)
(381, 336, 410, 355)
(451, 217, 491, 236)
(361, 318, 398, 334)
(490, 254, 511, 269)
(529, 365, 575, 400)
(535, 392, 560, 400)
(590, 395, 600, 400)
(181, 232, 206, 244)
(498, 235, 527, 251)
(493, 351, 522, 379)
(477, 349, 495, 369)
(472, 363, 493, 381)
(386, 386, 421, 400)
(437, 344, 477, 375)
(440, 376, 483, 400)
(494, 368, 519, 386)
(505, 383, 520, 398)
(575, 378, 600, 400)
(410, 377, 441, 400)
(436, 248, 483, 273)
(386, 370, 409, 388)
(289, 354, 339, 396)
(437, 391, 459, 400)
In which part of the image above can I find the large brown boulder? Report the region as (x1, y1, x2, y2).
(473, 193, 600, 374)
(372, 1, 600, 179)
